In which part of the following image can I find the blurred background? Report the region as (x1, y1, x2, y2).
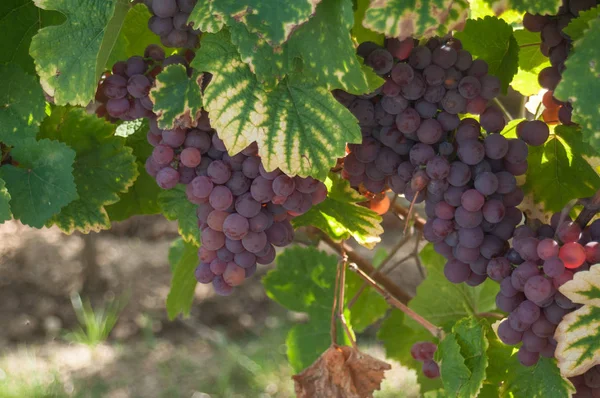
(0, 207, 426, 398)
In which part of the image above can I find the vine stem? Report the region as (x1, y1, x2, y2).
(493, 98, 514, 121)
(348, 263, 444, 340)
(337, 251, 356, 348)
(317, 230, 412, 304)
(391, 201, 426, 230)
(575, 189, 600, 228)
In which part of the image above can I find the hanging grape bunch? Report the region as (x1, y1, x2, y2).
(522, 0, 600, 125)
(144, 0, 200, 49)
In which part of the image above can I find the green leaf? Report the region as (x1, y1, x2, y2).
(292, 173, 383, 248)
(263, 246, 352, 372)
(150, 65, 204, 130)
(0, 0, 64, 74)
(210, 0, 322, 46)
(0, 179, 12, 224)
(192, 30, 362, 180)
(554, 17, 600, 148)
(158, 185, 200, 245)
(480, 0, 561, 15)
(188, 0, 224, 33)
(352, 0, 385, 45)
(511, 29, 550, 96)
(362, 0, 469, 41)
(0, 64, 46, 146)
(555, 264, 600, 377)
(0, 138, 77, 228)
(454, 16, 519, 94)
(166, 238, 199, 320)
(411, 244, 500, 326)
(38, 107, 138, 233)
(563, 5, 600, 41)
(439, 317, 488, 398)
(500, 356, 575, 397)
(468, 0, 524, 24)
(521, 124, 600, 213)
(107, 4, 166, 68)
(29, 0, 129, 106)
(106, 120, 162, 221)
(345, 269, 388, 332)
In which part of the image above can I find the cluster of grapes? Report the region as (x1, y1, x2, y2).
(496, 215, 600, 371)
(522, 0, 599, 125)
(143, 0, 200, 48)
(336, 36, 505, 199)
(410, 341, 440, 379)
(94, 45, 194, 122)
(145, 113, 328, 295)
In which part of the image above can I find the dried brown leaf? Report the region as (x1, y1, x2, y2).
(292, 345, 391, 398)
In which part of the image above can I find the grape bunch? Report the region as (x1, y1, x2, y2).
(410, 341, 440, 379)
(143, 0, 200, 48)
(144, 112, 328, 295)
(94, 45, 194, 122)
(522, 0, 599, 125)
(336, 36, 505, 197)
(495, 215, 600, 372)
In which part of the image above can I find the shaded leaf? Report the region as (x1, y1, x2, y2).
(554, 17, 600, 148)
(500, 356, 576, 397)
(293, 345, 391, 398)
(0, 179, 12, 224)
(106, 120, 162, 221)
(0, 64, 46, 146)
(521, 124, 600, 213)
(38, 107, 138, 233)
(555, 264, 600, 377)
(345, 270, 388, 332)
(0, 0, 64, 74)
(263, 246, 352, 372)
(562, 5, 600, 41)
(150, 65, 204, 130)
(292, 173, 383, 248)
(30, 0, 129, 105)
(210, 0, 322, 46)
(166, 238, 199, 320)
(0, 138, 77, 228)
(192, 30, 362, 180)
(158, 184, 201, 245)
(362, 0, 469, 41)
(454, 16, 519, 94)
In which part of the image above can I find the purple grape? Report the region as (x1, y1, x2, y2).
(156, 167, 180, 189)
(209, 186, 233, 211)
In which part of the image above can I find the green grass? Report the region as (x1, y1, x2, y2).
(0, 374, 67, 398)
(63, 293, 127, 346)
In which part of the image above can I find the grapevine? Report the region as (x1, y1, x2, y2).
(1, 0, 600, 396)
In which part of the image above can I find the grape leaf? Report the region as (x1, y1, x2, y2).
(563, 5, 600, 41)
(362, 0, 469, 41)
(0, 64, 46, 147)
(0, 0, 64, 74)
(187, 0, 224, 33)
(192, 30, 362, 180)
(29, 0, 129, 106)
(438, 317, 488, 398)
(0, 138, 77, 228)
(555, 264, 600, 377)
(554, 17, 600, 149)
(166, 238, 199, 320)
(106, 120, 162, 221)
(521, 124, 600, 213)
(209, 0, 322, 46)
(150, 65, 204, 130)
(352, 0, 384, 46)
(500, 356, 576, 397)
(158, 184, 200, 246)
(411, 244, 500, 326)
(480, 0, 561, 15)
(511, 29, 550, 96)
(0, 179, 12, 224)
(292, 173, 383, 248)
(468, 0, 523, 23)
(107, 4, 166, 68)
(454, 16, 519, 94)
(263, 246, 352, 373)
(38, 107, 138, 233)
